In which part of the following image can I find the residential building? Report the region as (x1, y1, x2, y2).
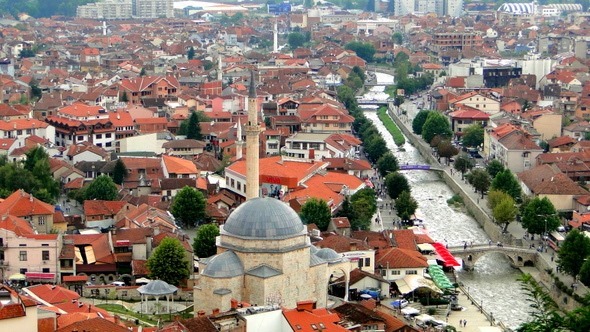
(314, 233, 375, 272)
(486, 124, 543, 174)
(66, 142, 110, 164)
(161, 155, 199, 179)
(449, 91, 501, 115)
(133, 0, 174, 18)
(77, 0, 133, 20)
(518, 164, 589, 211)
(299, 104, 354, 134)
(431, 31, 481, 52)
(0, 215, 61, 283)
(83, 200, 127, 229)
(116, 132, 169, 154)
(447, 107, 489, 138)
(0, 119, 55, 148)
(0, 190, 55, 234)
(119, 76, 179, 105)
(162, 139, 206, 157)
(0, 285, 39, 331)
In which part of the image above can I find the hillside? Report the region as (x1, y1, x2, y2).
(0, 0, 94, 18)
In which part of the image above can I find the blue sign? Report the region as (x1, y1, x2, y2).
(268, 3, 291, 14)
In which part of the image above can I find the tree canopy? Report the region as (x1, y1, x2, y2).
(521, 197, 560, 235)
(557, 229, 590, 278)
(421, 112, 452, 144)
(348, 188, 377, 231)
(453, 153, 474, 179)
(492, 195, 517, 232)
(466, 168, 490, 199)
(461, 124, 484, 147)
(345, 41, 376, 62)
(437, 139, 458, 164)
(299, 198, 332, 231)
(385, 172, 411, 200)
(412, 110, 432, 135)
(395, 191, 418, 221)
(288, 32, 307, 50)
(84, 175, 118, 201)
(112, 159, 128, 185)
(486, 159, 505, 179)
(376, 152, 399, 177)
(490, 169, 522, 201)
(147, 237, 190, 286)
(193, 223, 220, 259)
(170, 186, 208, 228)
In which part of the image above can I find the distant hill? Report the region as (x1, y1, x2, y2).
(0, 0, 94, 18)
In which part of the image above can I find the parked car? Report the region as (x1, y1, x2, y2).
(390, 299, 409, 308)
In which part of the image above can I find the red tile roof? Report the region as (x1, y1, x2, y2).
(162, 155, 198, 175)
(376, 247, 428, 269)
(25, 284, 80, 304)
(58, 102, 105, 118)
(83, 200, 127, 217)
(283, 307, 348, 332)
(0, 189, 55, 217)
(0, 214, 35, 236)
(55, 317, 129, 332)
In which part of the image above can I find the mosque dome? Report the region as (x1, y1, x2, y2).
(315, 248, 343, 263)
(223, 197, 304, 239)
(201, 251, 244, 278)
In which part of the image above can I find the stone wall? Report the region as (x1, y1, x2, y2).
(386, 107, 516, 245)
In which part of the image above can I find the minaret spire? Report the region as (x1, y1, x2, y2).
(236, 117, 243, 160)
(245, 70, 261, 200)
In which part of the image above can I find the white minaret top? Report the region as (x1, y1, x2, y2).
(236, 117, 243, 160)
(273, 19, 278, 53)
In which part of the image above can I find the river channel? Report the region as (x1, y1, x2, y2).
(361, 73, 530, 329)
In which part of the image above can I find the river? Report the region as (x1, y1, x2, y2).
(361, 72, 530, 329)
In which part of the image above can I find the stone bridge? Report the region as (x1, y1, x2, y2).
(448, 244, 538, 271)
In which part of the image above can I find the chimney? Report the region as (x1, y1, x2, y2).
(197, 310, 206, 317)
(350, 242, 357, 251)
(212, 308, 220, 315)
(230, 299, 238, 309)
(296, 300, 316, 312)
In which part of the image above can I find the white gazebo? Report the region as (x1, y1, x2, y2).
(137, 280, 178, 314)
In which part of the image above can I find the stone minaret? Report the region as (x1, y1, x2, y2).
(273, 19, 278, 53)
(235, 117, 243, 160)
(245, 70, 261, 200)
(217, 56, 223, 81)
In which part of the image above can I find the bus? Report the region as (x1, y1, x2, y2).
(547, 231, 565, 250)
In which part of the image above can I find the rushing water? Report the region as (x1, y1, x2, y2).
(362, 73, 530, 329)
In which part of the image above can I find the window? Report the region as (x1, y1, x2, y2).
(42, 250, 50, 260)
(96, 134, 102, 139)
(106, 142, 112, 147)
(364, 258, 370, 266)
(122, 291, 128, 296)
(42, 268, 50, 273)
(106, 133, 112, 138)
(231, 179, 235, 187)
(391, 270, 401, 275)
(19, 244, 26, 247)
(358, 259, 364, 268)
(406, 270, 417, 275)
(38, 216, 45, 225)
(20, 268, 27, 274)
(77, 135, 84, 141)
(20, 251, 27, 261)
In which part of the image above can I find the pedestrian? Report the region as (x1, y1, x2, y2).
(488, 240, 492, 247)
(463, 242, 467, 250)
(459, 319, 463, 327)
(470, 241, 473, 248)
(464, 319, 467, 327)
(551, 254, 554, 262)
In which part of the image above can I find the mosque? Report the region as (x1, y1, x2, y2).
(193, 73, 351, 314)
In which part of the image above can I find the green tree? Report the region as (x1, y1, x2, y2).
(84, 175, 118, 201)
(187, 46, 195, 60)
(193, 223, 220, 259)
(288, 32, 306, 49)
(350, 197, 373, 230)
(376, 152, 399, 177)
(29, 80, 42, 101)
(186, 111, 202, 140)
(345, 41, 376, 63)
(385, 172, 411, 200)
(299, 198, 332, 231)
(421, 112, 452, 144)
(516, 274, 566, 332)
(486, 159, 505, 179)
(139, 68, 146, 76)
(364, 135, 387, 163)
(120, 91, 129, 103)
(557, 229, 590, 278)
(453, 153, 474, 180)
(490, 169, 522, 201)
(170, 186, 207, 228)
(395, 191, 418, 221)
(112, 159, 128, 185)
(467, 168, 490, 199)
(392, 32, 403, 45)
(493, 195, 517, 232)
(147, 237, 190, 286)
(437, 140, 458, 165)
(579, 259, 590, 287)
(412, 110, 432, 135)
(461, 124, 484, 147)
(336, 197, 355, 222)
(19, 49, 35, 58)
(487, 189, 512, 210)
(521, 197, 560, 236)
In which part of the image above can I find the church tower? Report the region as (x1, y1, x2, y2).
(245, 71, 261, 199)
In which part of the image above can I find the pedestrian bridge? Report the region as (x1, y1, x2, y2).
(448, 244, 538, 271)
(356, 98, 394, 105)
(399, 164, 444, 172)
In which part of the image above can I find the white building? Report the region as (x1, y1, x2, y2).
(77, 0, 133, 19)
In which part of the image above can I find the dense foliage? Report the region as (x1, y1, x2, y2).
(461, 124, 484, 147)
(170, 186, 208, 228)
(453, 153, 474, 179)
(338, 188, 377, 231)
(421, 112, 453, 144)
(412, 110, 432, 135)
(395, 190, 418, 221)
(557, 230, 590, 278)
(193, 223, 220, 259)
(83, 175, 119, 201)
(490, 169, 522, 201)
(0, 0, 94, 17)
(466, 168, 490, 199)
(299, 198, 332, 231)
(520, 197, 560, 235)
(376, 152, 399, 177)
(385, 172, 411, 200)
(345, 41, 376, 62)
(147, 237, 190, 286)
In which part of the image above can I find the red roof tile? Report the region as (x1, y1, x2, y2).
(25, 284, 80, 304)
(0, 189, 54, 217)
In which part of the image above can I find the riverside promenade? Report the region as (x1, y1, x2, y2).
(386, 103, 589, 310)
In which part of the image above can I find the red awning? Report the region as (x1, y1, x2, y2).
(63, 275, 88, 282)
(432, 242, 461, 267)
(25, 272, 56, 279)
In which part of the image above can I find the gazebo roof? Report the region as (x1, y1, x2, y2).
(137, 280, 178, 296)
